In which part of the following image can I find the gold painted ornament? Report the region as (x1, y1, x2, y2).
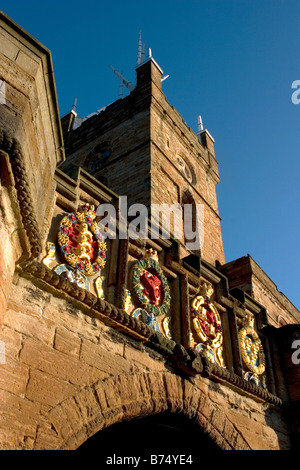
(162, 316, 172, 340)
(42, 242, 56, 268)
(94, 275, 105, 299)
(238, 313, 265, 376)
(57, 203, 107, 276)
(43, 203, 108, 300)
(124, 290, 134, 313)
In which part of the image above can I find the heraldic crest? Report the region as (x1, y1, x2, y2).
(42, 203, 107, 298)
(190, 282, 225, 367)
(238, 313, 266, 386)
(127, 249, 172, 339)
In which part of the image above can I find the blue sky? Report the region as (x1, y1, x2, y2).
(1, 0, 300, 310)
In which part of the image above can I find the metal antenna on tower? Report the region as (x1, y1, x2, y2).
(109, 65, 135, 92)
(137, 30, 143, 66)
(136, 30, 146, 67)
(118, 71, 124, 98)
(110, 32, 142, 96)
(141, 42, 145, 63)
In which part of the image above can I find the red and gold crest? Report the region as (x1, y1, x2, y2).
(126, 249, 172, 339)
(190, 282, 225, 367)
(57, 203, 107, 276)
(130, 249, 171, 317)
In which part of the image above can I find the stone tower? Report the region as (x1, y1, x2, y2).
(60, 51, 224, 266)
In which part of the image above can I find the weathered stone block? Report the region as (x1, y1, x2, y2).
(124, 344, 167, 372)
(20, 337, 90, 386)
(53, 326, 81, 357)
(0, 356, 29, 395)
(4, 307, 54, 345)
(80, 339, 131, 375)
(25, 368, 77, 407)
(0, 388, 40, 439)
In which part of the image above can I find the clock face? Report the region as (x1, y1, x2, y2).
(177, 156, 193, 183)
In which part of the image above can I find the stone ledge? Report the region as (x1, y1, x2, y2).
(171, 344, 285, 408)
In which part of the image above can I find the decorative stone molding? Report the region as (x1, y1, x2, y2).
(172, 346, 284, 408)
(0, 129, 41, 259)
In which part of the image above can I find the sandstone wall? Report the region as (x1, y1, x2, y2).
(220, 256, 300, 327)
(0, 274, 291, 450)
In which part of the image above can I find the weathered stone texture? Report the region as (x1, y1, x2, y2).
(0, 271, 293, 450)
(53, 326, 81, 357)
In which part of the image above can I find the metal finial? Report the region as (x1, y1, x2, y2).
(197, 115, 203, 132)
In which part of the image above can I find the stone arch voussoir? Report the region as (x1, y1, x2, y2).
(40, 371, 251, 451)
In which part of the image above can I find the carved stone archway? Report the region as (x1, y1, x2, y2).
(37, 371, 251, 450)
(78, 411, 221, 457)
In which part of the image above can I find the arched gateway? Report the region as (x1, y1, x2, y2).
(43, 371, 250, 451)
(78, 412, 220, 458)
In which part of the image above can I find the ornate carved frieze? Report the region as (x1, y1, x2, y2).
(21, 259, 283, 407)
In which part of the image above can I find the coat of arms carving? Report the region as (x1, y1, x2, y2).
(190, 282, 225, 367)
(42, 203, 107, 298)
(128, 249, 172, 339)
